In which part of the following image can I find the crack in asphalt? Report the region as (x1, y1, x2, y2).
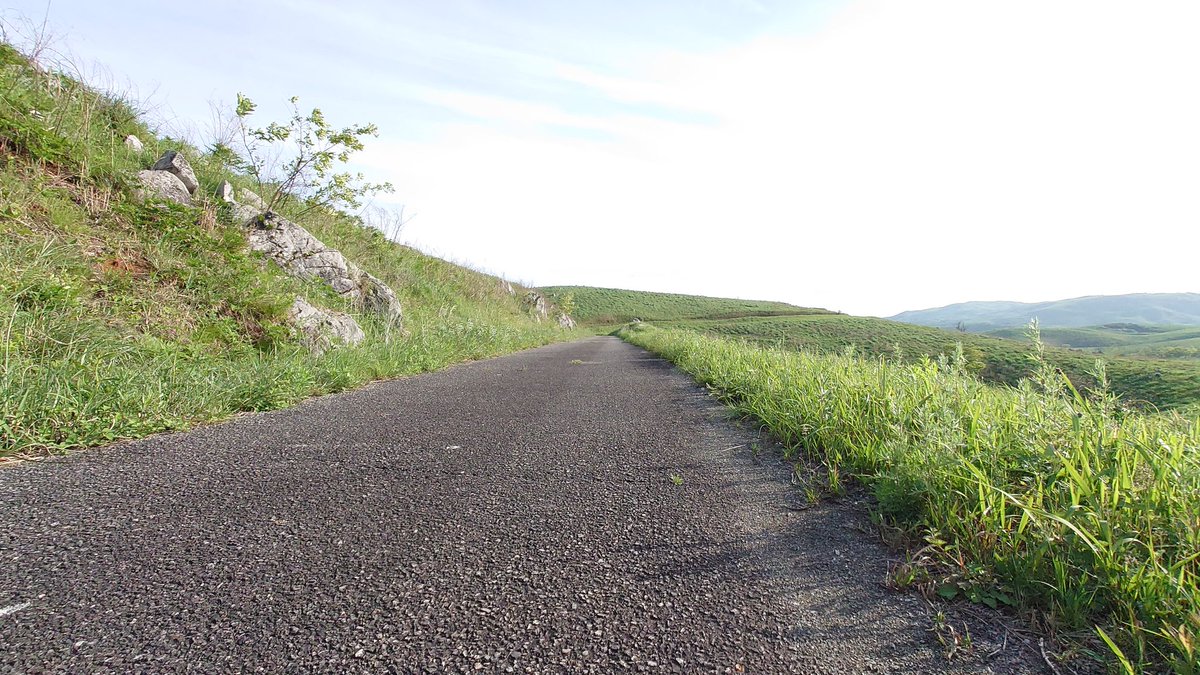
(0, 337, 1039, 673)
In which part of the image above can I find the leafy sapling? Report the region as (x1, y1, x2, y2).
(212, 94, 393, 217)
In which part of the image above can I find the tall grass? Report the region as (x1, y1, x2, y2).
(659, 314, 1200, 411)
(0, 234, 562, 455)
(620, 323, 1200, 672)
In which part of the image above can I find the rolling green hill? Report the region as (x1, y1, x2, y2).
(662, 315, 1200, 409)
(540, 285, 830, 324)
(555, 286, 1200, 410)
(890, 293, 1200, 331)
(988, 324, 1200, 361)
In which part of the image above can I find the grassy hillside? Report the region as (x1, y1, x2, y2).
(540, 285, 830, 324)
(620, 323, 1199, 672)
(553, 287, 1200, 409)
(990, 324, 1200, 361)
(891, 292, 1200, 331)
(662, 315, 1200, 410)
(0, 40, 570, 456)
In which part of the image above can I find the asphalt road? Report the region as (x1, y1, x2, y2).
(1, 337, 1037, 673)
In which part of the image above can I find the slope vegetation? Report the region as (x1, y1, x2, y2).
(0, 41, 569, 456)
(540, 285, 829, 324)
(620, 322, 1199, 672)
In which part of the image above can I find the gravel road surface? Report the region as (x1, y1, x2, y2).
(1, 337, 1039, 673)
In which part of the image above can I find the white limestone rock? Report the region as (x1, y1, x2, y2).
(288, 297, 364, 355)
(248, 213, 403, 326)
(524, 291, 549, 322)
(239, 188, 267, 210)
(151, 150, 199, 195)
(218, 180, 236, 204)
(135, 170, 191, 205)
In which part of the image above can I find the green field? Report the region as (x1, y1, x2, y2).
(541, 285, 829, 324)
(989, 324, 1200, 361)
(662, 315, 1200, 410)
(551, 286, 1200, 410)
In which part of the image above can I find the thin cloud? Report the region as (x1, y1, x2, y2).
(11, 0, 1198, 315)
(384, 0, 1200, 315)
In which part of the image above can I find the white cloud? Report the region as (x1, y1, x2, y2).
(12, 0, 1197, 312)
(365, 0, 1199, 315)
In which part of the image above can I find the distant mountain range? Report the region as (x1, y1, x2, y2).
(889, 293, 1200, 331)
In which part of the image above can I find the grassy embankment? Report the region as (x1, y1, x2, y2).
(620, 322, 1199, 672)
(0, 40, 571, 457)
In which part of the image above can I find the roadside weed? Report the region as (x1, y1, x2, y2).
(620, 322, 1200, 671)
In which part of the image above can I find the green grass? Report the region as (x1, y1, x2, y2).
(553, 285, 1200, 409)
(559, 284, 1200, 408)
(0, 38, 571, 456)
(620, 322, 1200, 672)
(540, 285, 830, 325)
(658, 314, 1200, 411)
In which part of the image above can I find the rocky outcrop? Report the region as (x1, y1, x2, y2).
(135, 150, 201, 206)
(219, 185, 403, 326)
(128, 151, 405, 337)
(124, 135, 144, 151)
(500, 280, 515, 296)
(152, 150, 199, 194)
(521, 291, 573, 328)
(246, 212, 403, 325)
(135, 169, 191, 205)
(288, 297, 364, 355)
(357, 270, 404, 323)
(524, 291, 549, 322)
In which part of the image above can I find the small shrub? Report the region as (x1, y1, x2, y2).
(213, 94, 393, 215)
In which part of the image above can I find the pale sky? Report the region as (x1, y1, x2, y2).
(4, 1, 1198, 316)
